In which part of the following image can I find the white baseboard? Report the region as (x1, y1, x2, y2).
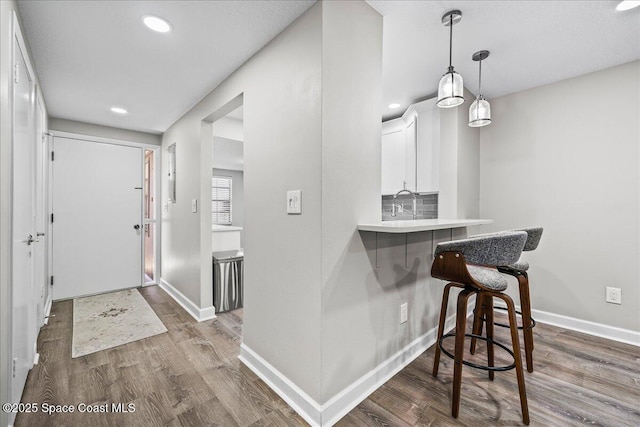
(532, 307, 640, 347)
(321, 302, 473, 426)
(239, 344, 323, 426)
(239, 303, 474, 426)
(159, 278, 216, 322)
(493, 301, 640, 348)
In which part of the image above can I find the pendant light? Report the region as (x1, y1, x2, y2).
(437, 10, 464, 108)
(469, 50, 492, 127)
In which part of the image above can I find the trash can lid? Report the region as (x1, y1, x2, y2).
(212, 250, 244, 261)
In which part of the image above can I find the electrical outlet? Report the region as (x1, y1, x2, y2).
(400, 303, 408, 324)
(606, 287, 622, 305)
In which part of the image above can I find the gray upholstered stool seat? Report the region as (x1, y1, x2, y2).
(467, 265, 509, 291)
(431, 231, 530, 425)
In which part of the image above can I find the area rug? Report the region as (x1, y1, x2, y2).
(72, 288, 167, 358)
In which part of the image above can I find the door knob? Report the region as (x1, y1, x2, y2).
(25, 234, 35, 245)
(133, 224, 141, 230)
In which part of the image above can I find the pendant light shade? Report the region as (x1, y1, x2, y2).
(438, 68, 464, 108)
(469, 50, 492, 127)
(437, 10, 464, 108)
(469, 96, 491, 127)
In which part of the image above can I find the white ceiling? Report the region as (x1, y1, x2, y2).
(17, 0, 315, 134)
(18, 1, 640, 132)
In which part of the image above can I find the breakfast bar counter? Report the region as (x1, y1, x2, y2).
(358, 218, 493, 234)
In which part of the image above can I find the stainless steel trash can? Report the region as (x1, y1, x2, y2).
(212, 250, 244, 313)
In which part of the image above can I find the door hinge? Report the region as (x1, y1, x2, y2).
(50, 213, 54, 223)
(14, 62, 19, 83)
(12, 358, 17, 377)
(51, 151, 55, 161)
(50, 276, 54, 286)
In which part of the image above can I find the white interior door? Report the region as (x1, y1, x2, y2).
(52, 137, 143, 300)
(11, 38, 36, 407)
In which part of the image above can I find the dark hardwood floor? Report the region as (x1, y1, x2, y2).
(17, 285, 640, 426)
(16, 286, 306, 427)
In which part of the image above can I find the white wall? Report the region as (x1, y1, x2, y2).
(161, 2, 324, 401)
(479, 60, 640, 333)
(212, 137, 243, 171)
(212, 116, 243, 141)
(319, 0, 382, 403)
(49, 117, 161, 145)
(439, 87, 480, 220)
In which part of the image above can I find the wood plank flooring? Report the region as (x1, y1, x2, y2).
(16, 285, 640, 426)
(16, 286, 306, 427)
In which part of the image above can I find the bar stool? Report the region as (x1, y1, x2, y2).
(431, 231, 529, 425)
(470, 227, 543, 372)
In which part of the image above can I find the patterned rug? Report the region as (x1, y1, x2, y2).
(72, 288, 167, 358)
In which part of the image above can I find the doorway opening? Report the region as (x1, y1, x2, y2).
(143, 148, 156, 284)
(211, 103, 244, 317)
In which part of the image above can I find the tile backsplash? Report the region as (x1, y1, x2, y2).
(382, 193, 438, 221)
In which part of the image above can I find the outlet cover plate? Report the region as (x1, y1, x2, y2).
(400, 303, 408, 324)
(606, 287, 622, 305)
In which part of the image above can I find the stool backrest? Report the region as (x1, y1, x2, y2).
(434, 231, 527, 267)
(516, 227, 543, 251)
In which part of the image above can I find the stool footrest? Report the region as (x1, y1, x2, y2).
(439, 332, 516, 372)
(491, 306, 537, 330)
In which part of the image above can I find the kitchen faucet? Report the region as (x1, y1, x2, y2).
(391, 183, 418, 219)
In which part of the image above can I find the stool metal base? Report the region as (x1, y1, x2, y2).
(439, 332, 516, 372)
(492, 306, 537, 330)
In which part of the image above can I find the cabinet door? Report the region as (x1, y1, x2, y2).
(416, 101, 440, 192)
(381, 129, 405, 195)
(404, 118, 417, 192)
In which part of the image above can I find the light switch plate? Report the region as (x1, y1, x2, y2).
(191, 199, 198, 213)
(287, 190, 302, 214)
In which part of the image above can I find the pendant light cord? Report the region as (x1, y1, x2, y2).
(449, 15, 453, 68)
(478, 59, 482, 94)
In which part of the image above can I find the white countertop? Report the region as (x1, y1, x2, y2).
(357, 218, 493, 233)
(212, 225, 243, 232)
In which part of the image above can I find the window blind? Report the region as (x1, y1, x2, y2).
(212, 176, 232, 225)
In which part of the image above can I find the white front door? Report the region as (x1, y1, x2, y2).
(52, 137, 143, 300)
(11, 38, 36, 406)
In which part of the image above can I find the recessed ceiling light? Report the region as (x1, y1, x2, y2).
(388, 103, 401, 109)
(616, 0, 640, 11)
(143, 15, 172, 33)
(110, 107, 128, 114)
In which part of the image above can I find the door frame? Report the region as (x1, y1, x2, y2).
(49, 131, 162, 291)
(5, 10, 39, 422)
(35, 91, 49, 327)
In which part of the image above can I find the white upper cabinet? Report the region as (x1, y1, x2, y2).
(381, 118, 406, 195)
(381, 98, 439, 195)
(404, 114, 417, 192)
(414, 98, 439, 193)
